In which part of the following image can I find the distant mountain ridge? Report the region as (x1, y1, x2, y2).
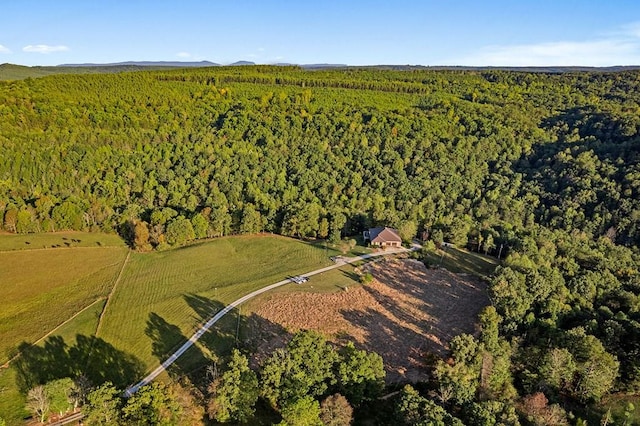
(57, 60, 219, 67)
(3, 61, 640, 81)
(55, 60, 352, 69)
(54, 61, 640, 72)
(229, 61, 255, 66)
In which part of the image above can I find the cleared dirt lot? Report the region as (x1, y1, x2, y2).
(249, 257, 489, 383)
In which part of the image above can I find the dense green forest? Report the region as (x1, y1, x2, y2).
(2, 66, 640, 424)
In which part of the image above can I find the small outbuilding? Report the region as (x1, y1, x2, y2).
(363, 227, 402, 248)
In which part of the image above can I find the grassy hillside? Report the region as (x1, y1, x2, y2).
(0, 234, 340, 423)
(0, 245, 128, 363)
(0, 232, 126, 361)
(96, 235, 336, 372)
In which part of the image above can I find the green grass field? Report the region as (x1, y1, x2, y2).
(0, 232, 128, 425)
(0, 368, 27, 424)
(0, 233, 375, 424)
(0, 231, 125, 251)
(0, 299, 109, 426)
(270, 264, 361, 296)
(0, 246, 128, 363)
(96, 235, 338, 373)
(47, 299, 107, 344)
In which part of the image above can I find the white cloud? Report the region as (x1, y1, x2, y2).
(23, 44, 70, 54)
(176, 51, 191, 58)
(0, 44, 11, 54)
(453, 22, 640, 66)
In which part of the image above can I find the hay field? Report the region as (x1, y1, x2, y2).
(96, 235, 334, 371)
(0, 243, 128, 363)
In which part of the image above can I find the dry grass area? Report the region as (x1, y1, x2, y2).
(249, 258, 489, 384)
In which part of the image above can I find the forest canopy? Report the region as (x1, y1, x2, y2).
(2, 66, 640, 252)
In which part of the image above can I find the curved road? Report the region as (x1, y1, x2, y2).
(125, 245, 415, 396)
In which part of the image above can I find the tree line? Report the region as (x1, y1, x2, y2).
(22, 331, 385, 425)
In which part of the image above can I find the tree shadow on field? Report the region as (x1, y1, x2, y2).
(341, 269, 361, 282)
(183, 293, 239, 360)
(367, 261, 488, 352)
(242, 312, 292, 369)
(145, 312, 209, 380)
(13, 335, 144, 393)
(183, 294, 292, 373)
(183, 293, 225, 324)
(75, 335, 144, 388)
(144, 294, 244, 391)
(144, 293, 292, 393)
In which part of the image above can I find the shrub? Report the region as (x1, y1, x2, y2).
(360, 273, 374, 284)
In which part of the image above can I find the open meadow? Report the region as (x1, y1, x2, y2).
(0, 232, 127, 424)
(95, 235, 339, 375)
(0, 234, 339, 423)
(0, 236, 128, 364)
(0, 231, 126, 252)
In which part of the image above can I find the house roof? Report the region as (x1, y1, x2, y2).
(369, 227, 401, 243)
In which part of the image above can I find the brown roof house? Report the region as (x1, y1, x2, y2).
(363, 227, 402, 248)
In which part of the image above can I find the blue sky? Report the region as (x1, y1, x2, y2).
(2, 0, 640, 67)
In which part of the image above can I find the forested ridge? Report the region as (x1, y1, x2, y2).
(3, 66, 640, 424)
(2, 67, 640, 247)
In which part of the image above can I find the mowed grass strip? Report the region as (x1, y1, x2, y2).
(0, 246, 128, 363)
(0, 231, 126, 251)
(98, 235, 333, 370)
(43, 299, 107, 345)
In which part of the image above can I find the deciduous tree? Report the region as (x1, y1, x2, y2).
(207, 349, 258, 423)
(320, 394, 353, 426)
(84, 382, 122, 426)
(26, 385, 49, 423)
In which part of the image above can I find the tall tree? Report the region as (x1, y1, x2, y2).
(279, 396, 323, 426)
(207, 349, 259, 423)
(395, 385, 463, 426)
(122, 382, 181, 425)
(319, 394, 353, 426)
(165, 216, 195, 245)
(26, 385, 49, 423)
(132, 220, 151, 251)
(84, 382, 122, 426)
(261, 330, 338, 408)
(335, 342, 385, 405)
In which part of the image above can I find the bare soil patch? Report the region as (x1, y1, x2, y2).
(249, 258, 489, 384)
